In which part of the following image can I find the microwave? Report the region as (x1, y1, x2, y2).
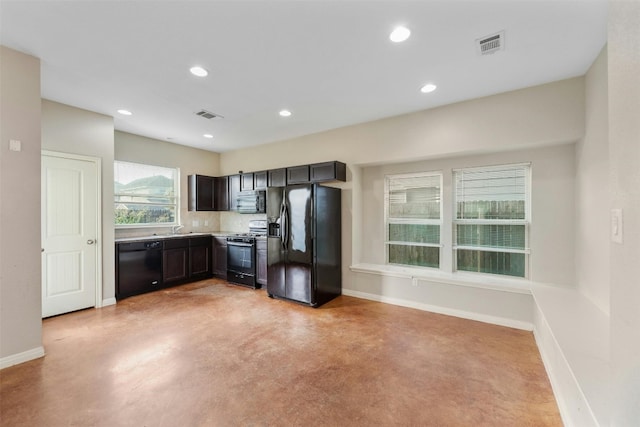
(237, 190, 266, 214)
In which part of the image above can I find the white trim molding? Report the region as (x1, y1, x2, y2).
(342, 288, 533, 331)
(531, 284, 608, 427)
(0, 346, 45, 370)
(101, 298, 117, 307)
(41, 150, 103, 314)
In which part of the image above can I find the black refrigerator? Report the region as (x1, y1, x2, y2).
(266, 183, 341, 307)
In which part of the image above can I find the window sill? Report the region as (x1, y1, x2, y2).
(349, 263, 532, 295)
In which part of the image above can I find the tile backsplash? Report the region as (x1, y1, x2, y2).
(114, 211, 266, 239)
(219, 212, 267, 233)
(115, 210, 220, 239)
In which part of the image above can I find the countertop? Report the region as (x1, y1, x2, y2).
(115, 231, 265, 243)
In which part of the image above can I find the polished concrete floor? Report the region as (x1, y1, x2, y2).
(1, 279, 562, 426)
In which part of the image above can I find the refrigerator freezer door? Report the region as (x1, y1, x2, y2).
(284, 185, 313, 303)
(267, 236, 286, 297)
(266, 187, 285, 298)
(266, 187, 284, 221)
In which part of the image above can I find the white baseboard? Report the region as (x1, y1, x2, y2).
(342, 288, 533, 331)
(101, 297, 116, 307)
(532, 305, 600, 427)
(0, 346, 45, 370)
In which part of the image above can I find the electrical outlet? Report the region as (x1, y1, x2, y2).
(204, 220, 209, 227)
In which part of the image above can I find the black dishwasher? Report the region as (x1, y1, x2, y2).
(116, 240, 163, 299)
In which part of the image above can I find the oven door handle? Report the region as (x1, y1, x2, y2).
(228, 241, 254, 248)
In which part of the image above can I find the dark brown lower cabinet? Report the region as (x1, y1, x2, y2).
(163, 239, 189, 284)
(189, 237, 212, 279)
(213, 236, 228, 279)
(256, 238, 267, 286)
(117, 235, 214, 300)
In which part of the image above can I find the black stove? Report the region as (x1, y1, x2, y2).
(226, 220, 267, 288)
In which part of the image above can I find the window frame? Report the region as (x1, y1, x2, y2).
(114, 160, 180, 229)
(452, 162, 531, 278)
(384, 171, 443, 269)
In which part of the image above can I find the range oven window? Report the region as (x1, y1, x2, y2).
(227, 240, 255, 275)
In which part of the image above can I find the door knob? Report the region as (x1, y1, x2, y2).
(87, 239, 95, 245)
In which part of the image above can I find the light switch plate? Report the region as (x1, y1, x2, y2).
(611, 208, 623, 244)
(192, 219, 200, 227)
(9, 139, 21, 152)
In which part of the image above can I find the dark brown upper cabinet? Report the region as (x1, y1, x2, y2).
(189, 162, 346, 212)
(240, 172, 254, 191)
(310, 161, 347, 183)
(286, 165, 310, 184)
(268, 168, 287, 187)
(228, 174, 241, 211)
(214, 176, 229, 211)
(188, 174, 215, 211)
(254, 171, 267, 190)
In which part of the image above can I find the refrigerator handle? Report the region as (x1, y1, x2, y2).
(280, 199, 288, 250)
(283, 204, 290, 251)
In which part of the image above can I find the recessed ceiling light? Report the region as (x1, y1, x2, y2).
(420, 83, 437, 93)
(117, 109, 132, 116)
(190, 66, 208, 77)
(203, 134, 214, 139)
(390, 26, 411, 43)
(279, 110, 292, 117)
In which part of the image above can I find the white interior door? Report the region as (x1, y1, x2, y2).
(42, 152, 100, 318)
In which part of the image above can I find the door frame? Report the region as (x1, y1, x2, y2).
(41, 150, 103, 310)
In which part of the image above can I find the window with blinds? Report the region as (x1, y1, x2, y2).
(453, 163, 530, 277)
(385, 172, 442, 268)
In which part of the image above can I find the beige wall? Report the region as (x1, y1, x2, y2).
(215, 77, 586, 329)
(361, 143, 576, 286)
(0, 46, 43, 362)
(220, 78, 585, 287)
(608, 1, 640, 424)
(220, 77, 585, 174)
(576, 47, 610, 314)
(41, 100, 116, 303)
(114, 131, 221, 237)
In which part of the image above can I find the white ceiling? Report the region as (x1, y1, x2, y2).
(1, 1, 607, 153)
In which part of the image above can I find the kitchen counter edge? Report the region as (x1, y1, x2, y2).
(115, 231, 239, 243)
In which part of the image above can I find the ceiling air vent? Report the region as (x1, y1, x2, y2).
(476, 31, 504, 55)
(195, 109, 223, 120)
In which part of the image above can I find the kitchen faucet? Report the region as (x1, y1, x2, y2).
(172, 224, 184, 234)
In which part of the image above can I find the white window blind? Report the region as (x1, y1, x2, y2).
(453, 164, 530, 277)
(385, 172, 442, 268)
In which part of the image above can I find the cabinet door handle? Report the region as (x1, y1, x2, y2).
(87, 239, 95, 245)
